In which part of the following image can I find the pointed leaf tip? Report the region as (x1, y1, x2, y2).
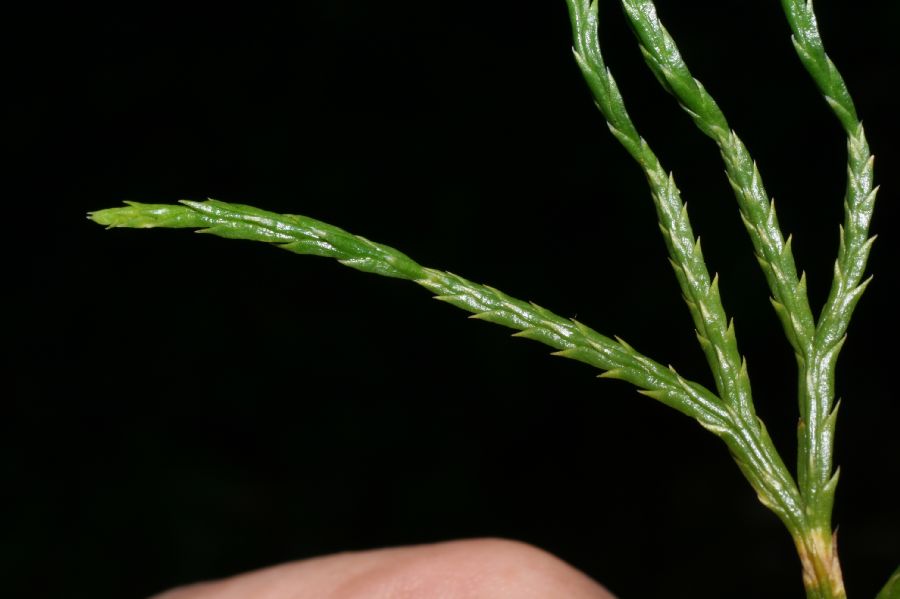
(598, 368, 625, 380)
(637, 389, 666, 401)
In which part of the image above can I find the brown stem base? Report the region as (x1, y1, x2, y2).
(796, 529, 846, 599)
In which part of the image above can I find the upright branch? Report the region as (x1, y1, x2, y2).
(619, 0, 876, 596)
(567, 0, 747, 418)
(619, 0, 816, 363)
(565, 0, 803, 535)
(780, 1, 877, 596)
(780, 0, 877, 523)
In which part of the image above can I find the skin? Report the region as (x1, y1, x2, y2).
(152, 538, 616, 599)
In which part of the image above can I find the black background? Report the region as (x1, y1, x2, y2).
(9, 1, 899, 597)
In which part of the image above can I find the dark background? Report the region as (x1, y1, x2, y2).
(8, 1, 899, 597)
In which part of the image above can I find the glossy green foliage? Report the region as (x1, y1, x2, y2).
(90, 200, 727, 428)
(780, 0, 878, 536)
(565, 1, 877, 596)
(615, 0, 877, 543)
(91, 191, 807, 544)
(566, 0, 807, 540)
(619, 0, 815, 360)
(567, 0, 751, 425)
(91, 0, 882, 596)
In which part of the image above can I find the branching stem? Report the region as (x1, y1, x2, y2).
(88, 0, 884, 595)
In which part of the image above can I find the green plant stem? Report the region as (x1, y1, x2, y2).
(616, 1, 877, 596)
(88, 200, 725, 425)
(87, 1, 884, 594)
(618, 0, 815, 361)
(779, 2, 877, 596)
(780, 0, 877, 527)
(566, 0, 749, 422)
(89, 199, 806, 533)
(565, 0, 805, 536)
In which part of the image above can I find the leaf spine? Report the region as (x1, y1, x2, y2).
(637, 389, 666, 401)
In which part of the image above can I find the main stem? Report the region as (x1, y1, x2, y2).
(796, 347, 845, 599)
(795, 528, 845, 599)
(613, 0, 874, 594)
(779, 1, 877, 596)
